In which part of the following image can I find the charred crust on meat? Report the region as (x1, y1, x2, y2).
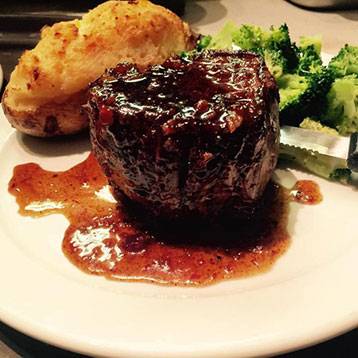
(87, 50, 280, 219)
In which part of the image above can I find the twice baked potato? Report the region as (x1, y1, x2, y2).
(2, 0, 194, 137)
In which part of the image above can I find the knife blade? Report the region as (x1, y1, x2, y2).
(280, 125, 358, 172)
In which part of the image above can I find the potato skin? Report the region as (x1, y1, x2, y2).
(2, 89, 88, 137)
(2, 0, 194, 137)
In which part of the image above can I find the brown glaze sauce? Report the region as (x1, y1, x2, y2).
(88, 51, 280, 219)
(290, 180, 322, 205)
(8, 153, 312, 287)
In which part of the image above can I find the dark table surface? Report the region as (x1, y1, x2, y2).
(0, 1, 357, 357)
(1, 320, 357, 357)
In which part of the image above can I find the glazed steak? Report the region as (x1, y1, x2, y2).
(87, 50, 280, 219)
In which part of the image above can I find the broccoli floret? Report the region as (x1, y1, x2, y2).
(204, 23, 293, 82)
(207, 21, 239, 50)
(297, 45, 323, 75)
(299, 118, 338, 135)
(297, 36, 322, 75)
(231, 23, 299, 74)
(322, 45, 358, 134)
(232, 23, 299, 71)
(299, 35, 322, 54)
(207, 22, 299, 77)
(263, 48, 287, 80)
(329, 168, 352, 184)
(179, 51, 189, 59)
(206, 22, 326, 79)
(196, 35, 212, 51)
(278, 73, 308, 108)
(329, 45, 358, 78)
(264, 24, 299, 72)
(279, 68, 334, 126)
(322, 75, 358, 135)
(231, 24, 265, 51)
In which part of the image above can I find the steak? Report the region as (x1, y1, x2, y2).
(87, 50, 280, 219)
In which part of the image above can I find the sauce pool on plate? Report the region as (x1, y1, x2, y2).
(8, 154, 320, 286)
(290, 180, 322, 205)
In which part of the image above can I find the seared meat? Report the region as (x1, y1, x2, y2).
(87, 50, 280, 219)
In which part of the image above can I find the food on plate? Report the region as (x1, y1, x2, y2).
(87, 50, 280, 219)
(299, 117, 338, 135)
(199, 22, 358, 181)
(315, 45, 358, 135)
(321, 75, 358, 135)
(289, 180, 322, 204)
(2, 0, 194, 137)
(328, 45, 358, 77)
(7, 18, 328, 286)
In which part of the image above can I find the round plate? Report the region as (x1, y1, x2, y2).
(0, 107, 357, 357)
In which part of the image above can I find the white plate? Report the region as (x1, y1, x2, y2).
(0, 105, 357, 357)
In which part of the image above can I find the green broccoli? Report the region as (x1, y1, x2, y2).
(297, 45, 323, 75)
(206, 22, 299, 78)
(321, 75, 358, 135)
(196, 35, 212, 51)
(231, 23, 299, 72)
(278, 73, 308, 108)
(263, 48, 287, 80)
(279, 68, 334, 126)
(231, 24, 265, 52)
(264, 24, 299, 72)
(329, 45, 358, 78)
(296, 36, 323, 75)
(299, 35, 322, 54)
(207, 21, 239, 50)
(299, 118, 338, 135)
(329, 168, 352, 184)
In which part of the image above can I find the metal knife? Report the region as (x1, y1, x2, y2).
(280, 125, 358, 172)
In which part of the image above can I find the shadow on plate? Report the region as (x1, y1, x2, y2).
(16, 130, 91, 157)
(337, 10, 358, 21)
(184, 0, 227, 26)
